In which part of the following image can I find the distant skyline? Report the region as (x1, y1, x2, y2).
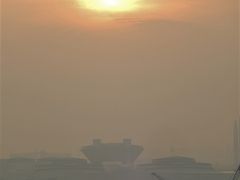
(1, 0, 239, 168)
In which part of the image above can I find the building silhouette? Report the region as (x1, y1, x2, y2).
(81, 139, 144, 165)
(138, 156, 233, 180)
(0, 139, 234, 180)
(139, 156, 215, 172)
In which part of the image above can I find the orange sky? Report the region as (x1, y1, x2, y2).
(2, 0, 239, 167)
(4, 0, 201, 29)
(5, 0, 236, 30)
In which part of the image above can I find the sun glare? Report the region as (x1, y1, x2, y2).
(78, 0, 140, 12)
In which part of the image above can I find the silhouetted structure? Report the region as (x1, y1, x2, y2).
(0, 158, 36, 180)
(34, 157, 106, 180)
(139, 156, 215, 172)
(151, 172, 165, 180)
(0, 146, 234, 180)
(0, 157, 107, 180)
(81, 139, 143, 164)
(10, 151, 71, 159)
(138, 156, 233, 180)
(234, 120, 240, 167)
(233, 165, 240, 180)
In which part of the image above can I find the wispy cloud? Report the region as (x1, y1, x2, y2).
(3, 0, 234, 29)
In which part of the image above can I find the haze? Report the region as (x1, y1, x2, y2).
(1, 0, 239, 168)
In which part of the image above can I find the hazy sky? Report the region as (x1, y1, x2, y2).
(1, 0, 239, 167)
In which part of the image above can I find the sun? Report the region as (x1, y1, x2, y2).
(102, 0, 120, 7)
(78, 0, 140, 12)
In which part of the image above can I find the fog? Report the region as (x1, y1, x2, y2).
(1, 0, 239, 169)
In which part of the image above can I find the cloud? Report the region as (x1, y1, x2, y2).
(2, 0, 194, 29)
(3, 0, 236, 30)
